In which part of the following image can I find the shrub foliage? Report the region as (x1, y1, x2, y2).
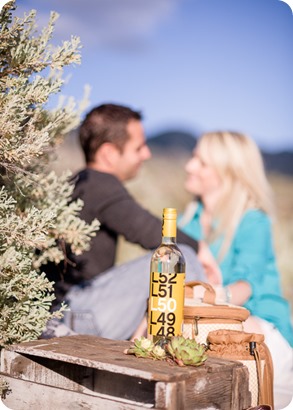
(0, 1, 99, 350)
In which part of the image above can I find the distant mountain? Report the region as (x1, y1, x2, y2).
(262, 152, 293, 176)
(147, 130, 293, 176)
(147, 130, 197, 152)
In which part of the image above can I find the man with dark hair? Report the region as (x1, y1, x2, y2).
(51, 103, 206, 340)
(79, 103, 143, 163)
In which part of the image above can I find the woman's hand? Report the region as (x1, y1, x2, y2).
(197, 241, 222, 285)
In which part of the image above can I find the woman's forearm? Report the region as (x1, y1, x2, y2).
(214, 281, 252, 305)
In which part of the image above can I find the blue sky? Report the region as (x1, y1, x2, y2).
(16, 0, 293, 152)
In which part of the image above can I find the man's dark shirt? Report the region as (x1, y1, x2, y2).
(51, 168, 199, 301)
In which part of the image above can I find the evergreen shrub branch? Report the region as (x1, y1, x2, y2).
(0, 1, 99, 348)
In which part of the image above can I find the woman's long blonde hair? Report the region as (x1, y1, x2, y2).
(192, 131, 273, 260)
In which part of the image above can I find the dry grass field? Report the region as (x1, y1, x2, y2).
(51, 139, 293, 312)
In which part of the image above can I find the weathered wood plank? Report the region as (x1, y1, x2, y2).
(1, 350, 250, 410)
(2, 335, 241, 383)
(2, 349, 95, 393)
(1, 335, 251, 410)
(2, 376, 156, 410)
(155, 381, 186, 410)
(231, 365, 252, 409)
(1, 350, 156, 405)
(3, 335, 188, 382)
(184, 362, 250, 410)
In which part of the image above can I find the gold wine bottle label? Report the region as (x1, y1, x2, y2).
(148, 271, 185, 337)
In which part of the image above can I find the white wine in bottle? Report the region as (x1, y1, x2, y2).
(147, 208, 186, 344)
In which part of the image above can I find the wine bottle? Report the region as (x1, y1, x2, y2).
(147, 208, 186, 344)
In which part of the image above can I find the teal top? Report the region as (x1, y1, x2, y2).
(179, 203, 293, 347)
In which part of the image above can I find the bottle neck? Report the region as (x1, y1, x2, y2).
(162, 236, 176, 244)
(162, 218, 177, 243)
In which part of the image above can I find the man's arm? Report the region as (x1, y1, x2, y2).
(96, 173, 199, 252)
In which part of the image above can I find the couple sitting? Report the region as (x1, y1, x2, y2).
(44, 103, 293, 409)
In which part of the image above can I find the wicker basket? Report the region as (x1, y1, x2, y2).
(183, 281, 250, 344)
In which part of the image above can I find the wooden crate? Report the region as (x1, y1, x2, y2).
(0, 335, 251, 409)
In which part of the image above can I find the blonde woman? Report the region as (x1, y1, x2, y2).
(179, 131, 293, 409)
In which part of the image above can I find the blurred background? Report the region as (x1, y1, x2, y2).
(17, 0, 293, 307)
(51, 130, 293, 311)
